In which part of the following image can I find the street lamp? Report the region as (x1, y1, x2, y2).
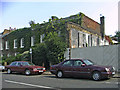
(30, 48, 32, 63)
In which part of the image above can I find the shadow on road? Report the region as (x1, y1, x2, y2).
(2, 72, 43, 76)
(43, 74, 112, 82)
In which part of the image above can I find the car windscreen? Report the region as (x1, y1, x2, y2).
(22, 62, 35, 66)
(83, 59, 94, 66)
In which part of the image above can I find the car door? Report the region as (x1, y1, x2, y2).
(60, 60, 73, 76)
(10, 62, 18, 72)
(73, 60, 89, 77)
(16, 62, 24, 72)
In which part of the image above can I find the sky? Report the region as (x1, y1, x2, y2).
(0, 0, 119, 36)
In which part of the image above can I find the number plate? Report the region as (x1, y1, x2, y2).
(39, 71, 43, 72)
(112, 72, 115, 74)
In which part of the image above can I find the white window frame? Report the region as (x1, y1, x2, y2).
(14, 39, 17, 49)
(5, 41, 9, 50)
(40, 34, 45, 43)
(31, 36, 34, 46)
(7, 53, 10, 57)
(20, 38, 24, 48)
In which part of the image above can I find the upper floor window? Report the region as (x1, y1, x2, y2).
(14, 39, 17, 49)
(5, 41, 9, 50)
(0, 42, 3, 50)
(31, 36, 34, 46)
(83, 34, 86, 47)
(20, 38, 24, 48)
(40, 34, 45, 43)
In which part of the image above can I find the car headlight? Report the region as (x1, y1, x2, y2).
(43, 68, 45, 70)
(2, 67, 5, 69)
(105, 68, 110, 72)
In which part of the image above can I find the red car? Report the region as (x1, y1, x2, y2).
(5, 61, 46, 75)
(50, 59, 115, 81)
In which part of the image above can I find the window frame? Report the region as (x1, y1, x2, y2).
(14, 39, 17, 49)
(20, 38, 24, 48)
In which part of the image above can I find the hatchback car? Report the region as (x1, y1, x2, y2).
(5, 61, 46, 75)
(50, 59, 115, 81)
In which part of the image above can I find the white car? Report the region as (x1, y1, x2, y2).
(0, 64, 5, 72)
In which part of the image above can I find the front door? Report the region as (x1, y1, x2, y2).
(73, 60, 89, 77)
(61, 60, 73, 76)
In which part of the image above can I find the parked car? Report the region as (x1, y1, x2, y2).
(0, 64, 5, 72)
(5, 61, 46, 75)
(50, 59, 115, 81)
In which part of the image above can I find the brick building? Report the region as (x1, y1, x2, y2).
(0, 12, 110, 58)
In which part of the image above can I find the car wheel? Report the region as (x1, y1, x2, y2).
(57, 71, 63, 78)
(25, 69, 31, 75)
(92, 71, 101, 81)
(7, 69, 12, 74)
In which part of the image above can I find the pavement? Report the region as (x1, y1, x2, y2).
(43, 70, 52, 75)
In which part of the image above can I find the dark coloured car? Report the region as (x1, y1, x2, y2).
(50, 59, 115, 81)
(5, 61, 46, 75)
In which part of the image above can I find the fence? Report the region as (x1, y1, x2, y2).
(64, 44, 119, 72)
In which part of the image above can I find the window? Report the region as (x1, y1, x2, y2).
(17, 62, 22, 66)
(15, 53, 17, 56)
(0, 54, 3, 58)
(74, 60, 83, 66)
(91, 34, 92, 46)
(97, 37, 100, 46)
(40, 34, 45, 43)
(62, 60, 73, 66)
(83, 59, 94, 66)
(78, 32, 80, 48)
(5, 41, 9, 49)
(0, 42, 3, 50)
(83, 34, 86, 47)
(20, 38, 24, 48)
(88, 36, 90, 46)
(14, 39, 17, 49)
(10, 62, 17, 66)
(58, 31, 61, 37)
(31, 36, 34, 46)
(7, 53, 10, 57)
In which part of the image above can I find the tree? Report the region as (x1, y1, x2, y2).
(32, 43, 49, 69)
(45, 32, 67, 64)
(114, 31, 120, 43)
(32, 32, 67, 70)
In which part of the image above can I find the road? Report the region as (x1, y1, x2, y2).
(1, 72, 119, 89)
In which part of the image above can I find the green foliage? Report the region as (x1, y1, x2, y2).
(3, 12, 84, 67)
(32, 32, 67, 69)
(32, 43, 48, 68)
(45, 32, 67, 64)
(4, 51, 30, 65)
(115, 31, 120, 43)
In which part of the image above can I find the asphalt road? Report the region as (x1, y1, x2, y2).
(1, 72, 119, 89)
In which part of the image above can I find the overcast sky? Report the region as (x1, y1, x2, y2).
(0, 0, 119, 36)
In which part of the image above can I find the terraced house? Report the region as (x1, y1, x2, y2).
(0, 12, 110, 58)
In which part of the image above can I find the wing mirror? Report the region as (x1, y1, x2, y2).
(81, 64, 86, 67)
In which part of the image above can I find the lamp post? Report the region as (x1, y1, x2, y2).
(30, 48, 32, 63)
